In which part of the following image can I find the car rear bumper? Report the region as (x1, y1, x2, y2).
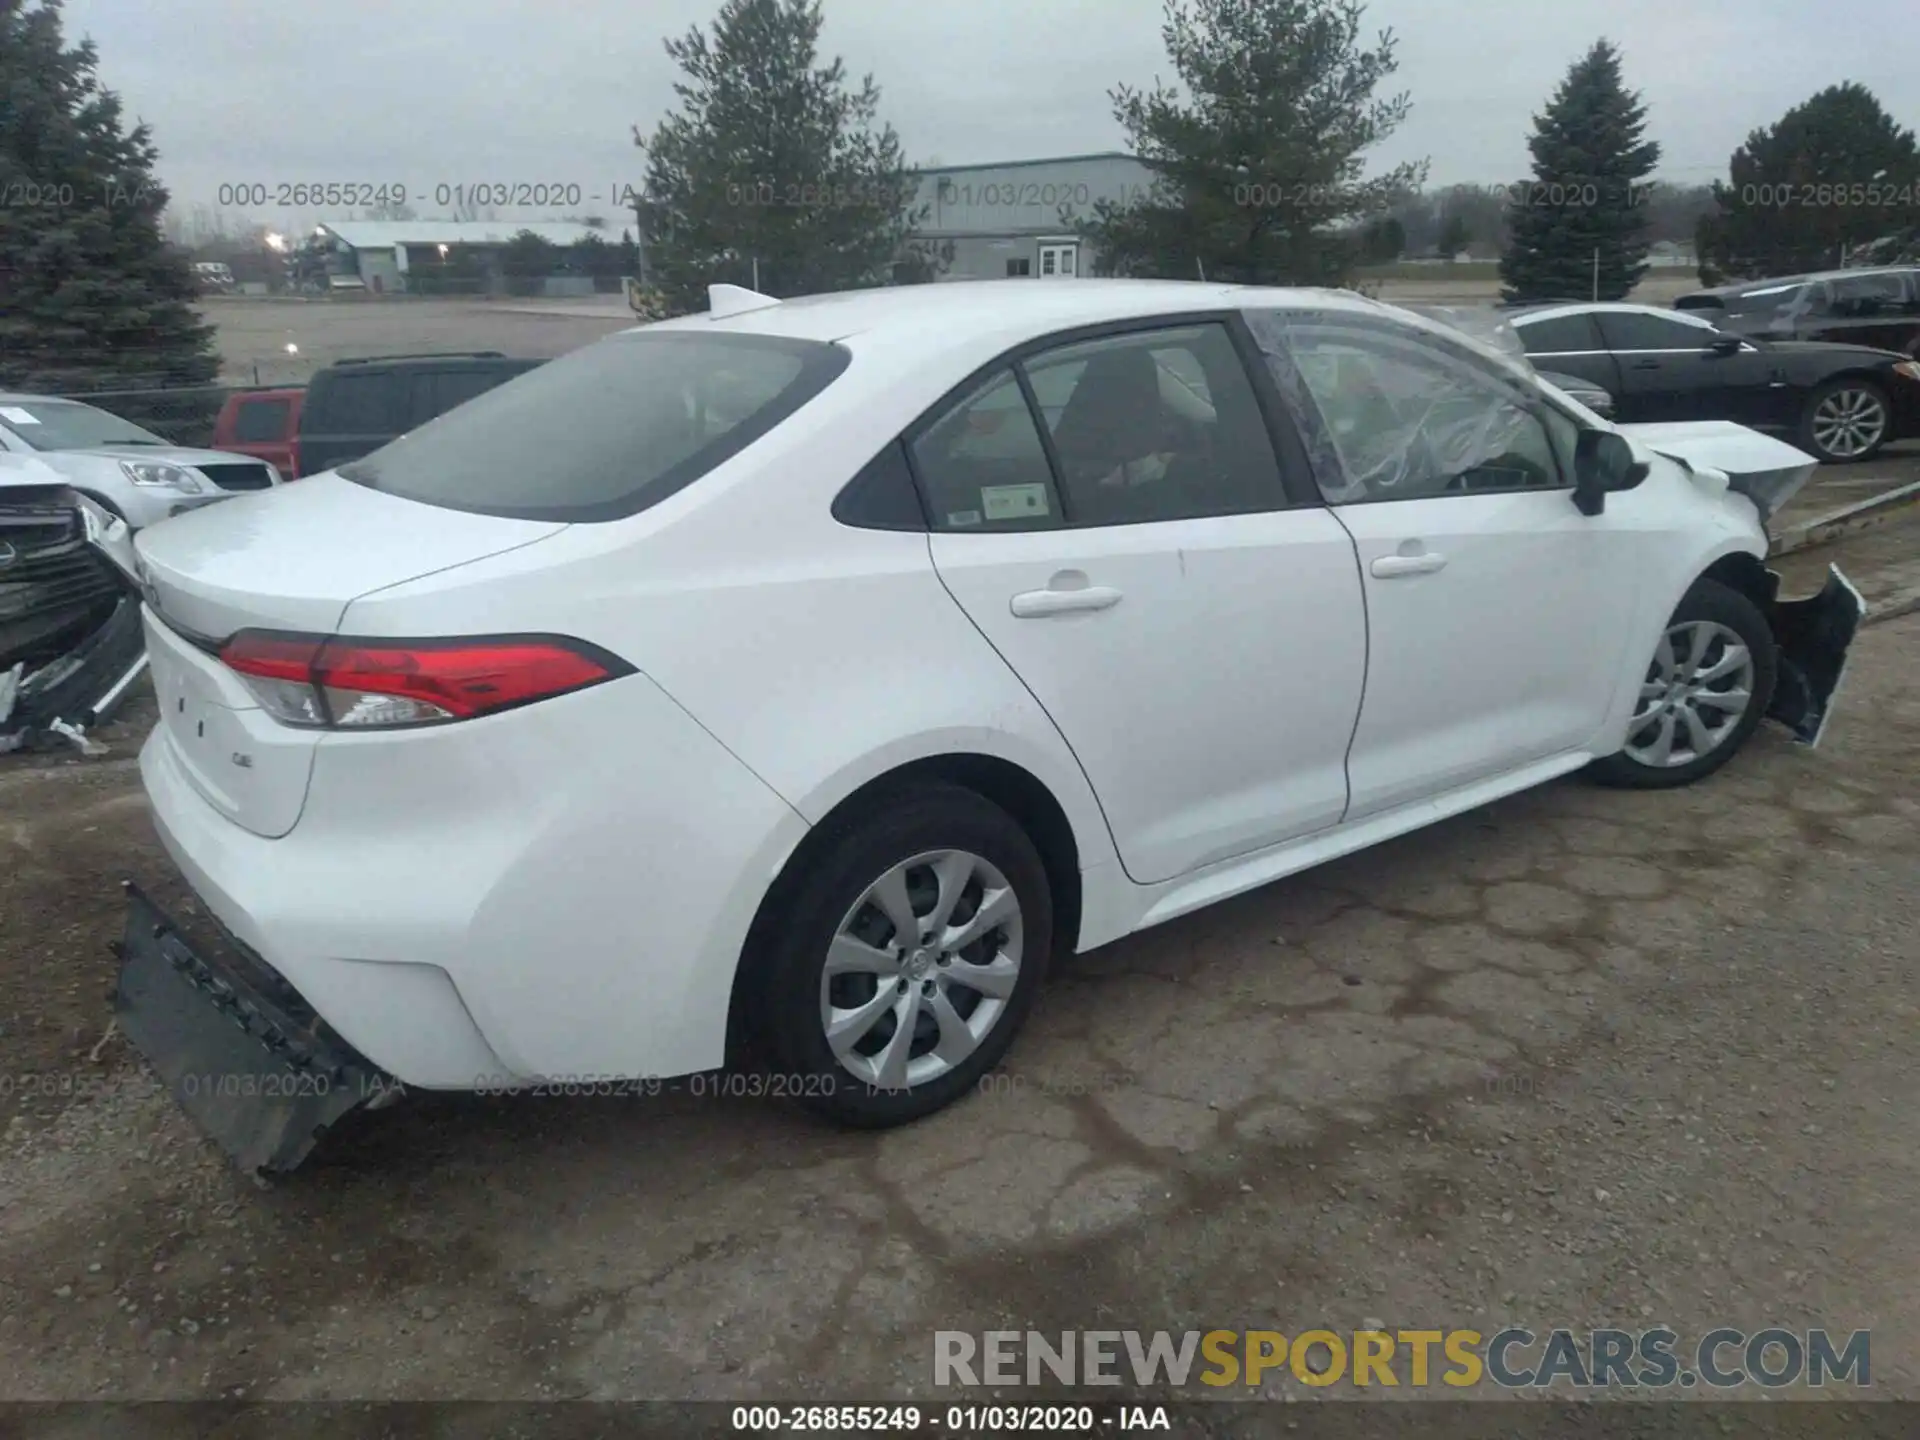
(132, 666, 809, 1100)
(113, 881, 393, 1176)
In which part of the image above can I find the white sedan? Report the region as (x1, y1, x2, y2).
(114, 279, 1863, 1173)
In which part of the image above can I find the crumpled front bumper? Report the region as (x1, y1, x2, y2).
(1765, 564, 1866, 746)
(112, 882, 397, 1177)
(1, 486, 149, 753)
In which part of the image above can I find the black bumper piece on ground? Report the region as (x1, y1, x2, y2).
(1766, 564, 1866, 747)
(113, 882, 391, 1177)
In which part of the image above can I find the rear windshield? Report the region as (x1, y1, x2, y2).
(339, 332, 850, 521)
(232, 397, 293, 441)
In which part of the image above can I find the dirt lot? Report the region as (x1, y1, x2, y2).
(2, 514, 1918, 1407)
(201, 270, 1704, 385)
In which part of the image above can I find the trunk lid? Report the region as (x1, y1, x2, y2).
(132, 472, 566, 639)
(134, 474, 567, 838)
(1615, 420, 1820, 525)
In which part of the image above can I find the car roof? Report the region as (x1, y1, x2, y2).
(1508, 301, 1718, 327)
(1688, 265, 1917, 297)
(636, 279, 1396, 347)
(0, 392, 83, 404)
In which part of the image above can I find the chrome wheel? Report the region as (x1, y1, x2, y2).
(1624, 620, 1756, 768)
(820, 849, 1023, 1091)
(1810, 387, 1886, 459)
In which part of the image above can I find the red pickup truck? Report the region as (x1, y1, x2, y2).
(211, 387, 305, 478)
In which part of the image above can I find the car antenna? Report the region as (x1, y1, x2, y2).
(708, 283, 782, 319)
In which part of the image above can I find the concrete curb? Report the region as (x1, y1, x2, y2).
(1772, 479, 1920, 556)
(1863, 584, 1920, 628)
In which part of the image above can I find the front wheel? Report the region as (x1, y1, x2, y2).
(1588, 579, 1778, 790)
(750, 783, 1053, 1127)
(1799, 377, 1890, 463)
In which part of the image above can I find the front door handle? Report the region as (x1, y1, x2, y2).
(1630, 359, 1662, 370)
(1370, 552, 1448, 578)
(1010, 585, 1123, 618)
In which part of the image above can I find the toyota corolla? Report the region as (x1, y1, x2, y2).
(112, 280, 1864, 1174)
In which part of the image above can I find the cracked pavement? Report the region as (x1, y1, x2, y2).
(0, 611, 1915, 1405)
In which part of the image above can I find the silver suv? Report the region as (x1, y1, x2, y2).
(0, 393, 283, 529)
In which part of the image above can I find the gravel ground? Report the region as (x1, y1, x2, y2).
(1, 573, 1916, 1412)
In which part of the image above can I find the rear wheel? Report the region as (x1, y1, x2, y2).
(1799, 377, 1889, 463)
(750, 783, 1052, 1127)
(1588, 579, 1777, 790)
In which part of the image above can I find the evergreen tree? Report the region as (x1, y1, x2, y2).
(501, 229, 560, 295)
(1086, 0, 1426, 286)
(1696, 84, 1920, 282)
(1499, 39, 1660, 303)
(634, 0, 924, 313)
(0, 0, 218, 392)
(1436, 211, 1471, 258)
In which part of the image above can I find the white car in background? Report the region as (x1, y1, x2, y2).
(111, 280, 1863, 1175)
(0, 393, 283, 529)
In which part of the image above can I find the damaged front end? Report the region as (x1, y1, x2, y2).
(0, 473, 149, 755)
(1763, 564, 1867, 747)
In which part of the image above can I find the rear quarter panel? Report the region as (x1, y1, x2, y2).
(334, 353, 1122, 926)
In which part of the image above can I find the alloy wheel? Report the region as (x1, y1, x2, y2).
(1623, 620, 1757, 768)
(1810, 387, 1887, 459)
(819, 849, 1023, 1090)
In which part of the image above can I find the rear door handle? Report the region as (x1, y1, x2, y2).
(1630, 359, 1662, 370)
(1010, 585, 1123, 618)
(1370, 552, 1448, 578)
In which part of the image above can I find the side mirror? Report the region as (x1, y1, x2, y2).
(1572, 430, 1650, 516)
(1706, 333, 1742, 357)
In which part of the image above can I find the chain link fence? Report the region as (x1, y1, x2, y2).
(50, 383, 248, 449)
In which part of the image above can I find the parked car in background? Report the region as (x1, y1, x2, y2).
(1394, 303, 1615, 418)
(114, 280, 1861, 1175)
(295, 352, 544, 476)
(1674, 266, 1920, 356)
(213, 387, 305, 478)
(0, 393, 284, 528)
(1535, 369, 1615, 418)
(192, 262, 236, 294)
(1508, 302, 1920, 463)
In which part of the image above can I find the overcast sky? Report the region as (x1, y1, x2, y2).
(59, 0, 1920, 229)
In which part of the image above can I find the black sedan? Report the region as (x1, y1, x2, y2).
(1508, 301, 1920, 462)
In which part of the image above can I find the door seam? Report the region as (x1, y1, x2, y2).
(1325, 504, 1369, 827)
(921, 531, 1134, 881)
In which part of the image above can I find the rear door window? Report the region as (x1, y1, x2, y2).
(1514, 313, 1602, 356)
(232, 397, 293, 442)
(1593, 312, 1718, 351)
(339, 332, 848, 521)
(312, 372, 402, 433)
(417, 368, 510, 423)
(1822, 272, 1911, 318)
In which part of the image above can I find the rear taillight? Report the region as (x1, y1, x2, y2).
(220, 631, 630, 729)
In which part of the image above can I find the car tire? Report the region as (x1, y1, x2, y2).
(749, 782, 1053, 1128)
(1798, 377, 1891, 463)
(1588, 579, 1778, 790)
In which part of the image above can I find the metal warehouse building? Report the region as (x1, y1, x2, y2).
(910, 153, 1156, 282)
(311, 220, 613, 295)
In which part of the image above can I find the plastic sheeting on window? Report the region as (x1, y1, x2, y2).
(1242, 308, 1543, 504)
